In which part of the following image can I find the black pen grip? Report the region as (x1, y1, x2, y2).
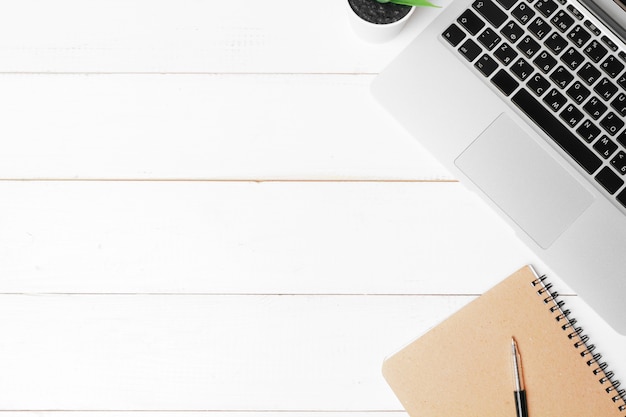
(514, 390, 528, 417)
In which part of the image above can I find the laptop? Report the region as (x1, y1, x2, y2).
(372, 0, 626, 334)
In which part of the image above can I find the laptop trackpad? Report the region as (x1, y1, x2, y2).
(455, 113, 594, 249)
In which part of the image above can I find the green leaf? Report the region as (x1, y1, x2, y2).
(376, 0, 440, 7)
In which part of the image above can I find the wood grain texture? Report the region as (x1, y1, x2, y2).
(0, 294, 470, 410)
(0, 74, 450, 180)
(0, 0, 449, 74)
(3, 0, 626, 415)
(0, 181, 541, 294)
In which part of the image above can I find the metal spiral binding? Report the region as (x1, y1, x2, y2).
(531, 275, 626, 414)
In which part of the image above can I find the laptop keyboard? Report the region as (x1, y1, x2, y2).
(441, 0, 626, 210)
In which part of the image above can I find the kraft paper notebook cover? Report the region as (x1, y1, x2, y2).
(383, 265, 626, 417)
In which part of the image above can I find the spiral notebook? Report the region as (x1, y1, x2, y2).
(383, 265, 626, 417)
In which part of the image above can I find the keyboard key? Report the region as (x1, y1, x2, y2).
(618, 130, 626, 147)
(593, 135, 618, 158)
(567, 81, 590, 104)
(578, 63, 601, 85)
(550, 65, 574, 88)
(577, 119, 601, 142)
(495, 42, 519, 65)
(501, 20, 525, 42)
(442, 24, 467, 46)
(528, 17, 551, 39)
(594, 78, 618, 101)
(611, 151, 626, 175)
(475, 54, 500, 76)
(618, 73, 626, 90)
(617, 188, 626, 208)
(551, 10, 574, 32)
(561, 47, 584, 70)
(595, 166, 624, 194)
(473, 0, 508, 28)
(600, 112, 624, 136)
(512, 2, 535, 24)
(610, 93, 626, 116)
(566, 5, 584, 20)
(458, 9, 486, 35)
(512, 88, 602, 173)
(534, 0, 558, 17)
(560, 104, 584, 127)
(527, 73, 550, 95)
(583, 96, 608, 119)
(478, 28, 502, 50)
(584, 19, 602, 36)
(584, 40, 608, 63)
(601, 35, 618, 52)
(511, 57, 534, 80)
(496, 0, 518, 9)
(600, 56, 625, 78)
(544, 88, 567, 111)
(459, 39, 483, 61)
(568, 25, 591, 48)
(534, 50, 557, 73)
(544, 32, 568, 54)
(518, 35, 541, 57)
(491, 69, 520, 95)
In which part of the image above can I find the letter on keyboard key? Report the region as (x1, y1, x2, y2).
(600, 112, 624, 136)
(511, 2, 535, 24)
(495, 42, 519, 65)
(545, 32, 568, 54)
(611, 93, 626, 116)
(527, 73, 550, 96)
(512, 88, 602, 174)
(567, 81, 590, 104)
(576, 119, 601, 142)
(528, 16, 551, 39)
(593, 135, 618, 159)
(583, 96, 608, 119)
(594, 78, 618, 101)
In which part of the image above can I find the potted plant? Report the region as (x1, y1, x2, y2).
(348, 0, 439, 42)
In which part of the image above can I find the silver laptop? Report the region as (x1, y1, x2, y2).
(372, 0, 626, 333)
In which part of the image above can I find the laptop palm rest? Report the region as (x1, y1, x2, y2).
(455, 113, 595, 249)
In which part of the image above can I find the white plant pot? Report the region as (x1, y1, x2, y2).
(347, 0, 415, 43)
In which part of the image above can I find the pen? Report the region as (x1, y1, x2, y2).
(511, 337, 528, 417)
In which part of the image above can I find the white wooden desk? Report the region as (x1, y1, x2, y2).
(1, 1, 625, 415)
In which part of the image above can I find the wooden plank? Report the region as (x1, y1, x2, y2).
(0, 181, 542, 294)
(0, 74, 450, 180)
(0, 294, 471, 411)
(3, 294, 625, 411)
(2, 410, 406, 417)
(0, 0, 448, 74)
